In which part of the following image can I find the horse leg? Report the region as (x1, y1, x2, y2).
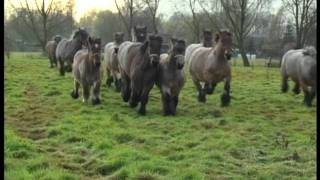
(112, 71, 121, 92)
(161, 92, 170, 116)
(92, 81, 101, 105)
(221, 77, 231, 107)
(281, 75, 288, 93)
(129, 85, 139, 108)
(71, 79, 80, 99)
(82, 85, 90, 104)
(301, 82, 312, 107)
(115, 77, 122, 92)
(53, 56, 58, 67)
(193, 79, 206, 103)
(292, 82, 301, 94)
(49, 57, 54, 68)
(170, 95, 179, 115)
(138, 91, 150, 115)
(58, 58, 65, 76)
(205, 83, 216, 95)
(106, 68, 113, 87)
(121, 73, 131, 102)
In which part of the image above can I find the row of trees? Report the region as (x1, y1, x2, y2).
(5, 0, 317, 66)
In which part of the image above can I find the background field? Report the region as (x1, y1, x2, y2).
(5, 53, 316, 179)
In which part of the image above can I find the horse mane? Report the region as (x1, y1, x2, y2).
(302, 46, 317, 58)
(70, 29, 79, 39)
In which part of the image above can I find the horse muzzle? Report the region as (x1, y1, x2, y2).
(150, 54, 160, 66)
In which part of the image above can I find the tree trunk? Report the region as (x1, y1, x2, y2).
(239, 47, 250, 66)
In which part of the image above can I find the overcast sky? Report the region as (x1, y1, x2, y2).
(5, 0, 283, 22)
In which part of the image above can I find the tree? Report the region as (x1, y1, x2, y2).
(172, 0, 202, 42)
(8, 0, 74, 52)
(142, 0, 161, 33)
(282, 0, 316, 48)
(220, 0, 269, 66)
(114, 0, 144, 40)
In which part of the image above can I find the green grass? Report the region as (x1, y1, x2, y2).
(5, 52, 316, 179)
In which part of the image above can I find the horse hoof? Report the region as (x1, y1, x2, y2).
(138, 109, 146, 115)
(70, 91, 79, 99)
(129, 101, 138, 108)
(198, 95, 206, 103)
(92, 98, 101, 105)
(293, 89, 300, 94)
(221, 94, 230, 107)
(206, 88, 214, 95)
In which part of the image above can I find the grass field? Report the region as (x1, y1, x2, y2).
(5, 52, 316, 179)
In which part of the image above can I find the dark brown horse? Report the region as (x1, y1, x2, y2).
(189, 30, 233, 106)
(71, 37, 102, 105)
(157, 38, 186, 115)
(118, 35, 163, 115)
(45, 35, 62, 68)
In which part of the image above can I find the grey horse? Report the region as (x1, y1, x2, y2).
(71, 37, 102, 105)
(281, 46, 317, 106)
(56, 28, 89, 76)
(45, 35, 62, 68)
(189, 30, 233, 106)
(104, 32, 125, 91)
(156, 38, 186, 115)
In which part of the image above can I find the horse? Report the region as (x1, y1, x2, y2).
(118, 34, 163, 115)
(156, 38, 186, 115)
(281, 46, 317, 106)
(104, 32, 125, 91)
(56, 28, 89, 76)
(71, 37, 102, 105)
(189, 30, 233, 106)
(184, 29, 213, 65)
(45, 35, 62, 68)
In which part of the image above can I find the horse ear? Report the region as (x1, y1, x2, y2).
(140, 41, 149, 53)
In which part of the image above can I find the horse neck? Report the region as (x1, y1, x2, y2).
(84, 51, 96, 72)
(212, 42, 226, 62)
(140, 47, 151, 69)
(71, 38, 82, 51)
(202, 39, 212, 47)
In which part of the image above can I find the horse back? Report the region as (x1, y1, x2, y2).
(185, 43, 202, 64)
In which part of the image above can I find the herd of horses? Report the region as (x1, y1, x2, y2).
(45, 26, 317, 115)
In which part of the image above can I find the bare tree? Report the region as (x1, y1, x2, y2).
(282, 0, 316, 48)
(220, 0, 269, 66)
(115, 0, 144, 40)
(173, 0, 201, 42)
(197, 0, 222, 31)
(9, 0, 73, 52)
(142, 0, 160, 33)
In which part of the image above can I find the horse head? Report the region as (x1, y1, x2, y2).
(114, 32, 124, 44)
(170, 38, 186, 69)
(141, 34, 163, 66)
(88, 36, 101, 67)
(54, 35, 62, 44)
(215, 30, 233, 59)
(302, 46, 317, 59)
(203, 29, 213, 47)
(73, 28, 89, 46)
(134, 25, 147, 42)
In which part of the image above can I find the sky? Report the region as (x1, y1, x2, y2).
(5, 0, 283, 22)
